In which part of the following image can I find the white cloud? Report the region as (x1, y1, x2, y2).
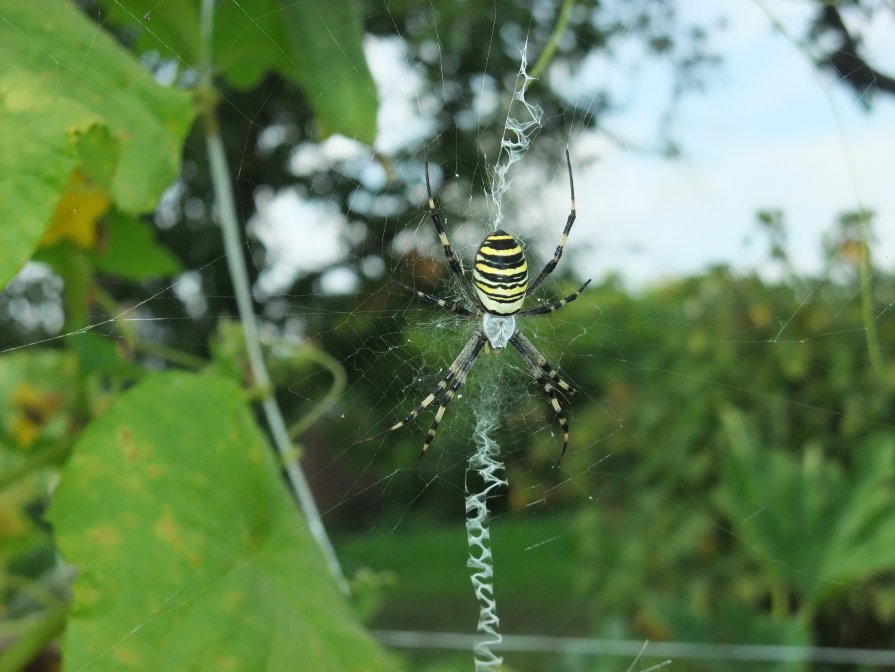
(248, 188, 351, 298)
(526, 1, 895, 285)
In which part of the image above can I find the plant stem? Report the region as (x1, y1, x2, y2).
(91, 282, 136, 353)
(198, 0, 348, 595)
(0, 440, 71, 491)
(770, 581, 789, 621)
(755, 0, 882, 373)
(132, 340, 207, 369)
(530, 0, 574, 79)
(857, 212, 882, 373)
(287, 346, 347, 441)
(93, 283, 206, 369)
(0, 604, 67, 672)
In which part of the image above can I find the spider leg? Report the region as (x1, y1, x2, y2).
(359, 368, 457, 443)
(394, 280, 475, 317)
(425, 160, 482, 308)
(516, 279, 592, 317)
(418, 334, 485, 461)
(513, 331, 577, 397)
(526, 150, 577, 296)
(510, 333, 573, 464)
(360, 332, 485, 455)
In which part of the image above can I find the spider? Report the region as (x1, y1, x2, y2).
(378, 150, 590, 464)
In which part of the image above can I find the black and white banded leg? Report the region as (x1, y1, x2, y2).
(424, 161, 482, 309)
(517, 279, 592, 318)
(512, 331, 577, 398)
(510, 333, 574, 463)
(394, 280, 475, 317)
(363, 331, 486, 461)
(526, 150, 578, 296)
(418, 334, 485, 460)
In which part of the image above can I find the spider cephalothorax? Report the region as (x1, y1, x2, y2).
(378, 151, 590, 463)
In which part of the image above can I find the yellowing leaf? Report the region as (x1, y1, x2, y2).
(0, 489, 29, 537)
(11, 382, 61, 449)
(49, 372, 395, 671)
(40, 170, 111, 250)
(0, 2, 194, 288)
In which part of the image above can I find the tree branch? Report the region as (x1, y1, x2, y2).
(815, 5, 895, 102)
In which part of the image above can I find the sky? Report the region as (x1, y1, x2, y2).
(250, 1, 895, 294)
(567, 1, 895, 286)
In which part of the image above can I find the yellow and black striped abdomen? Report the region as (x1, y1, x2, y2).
(472, 230, 528, 315)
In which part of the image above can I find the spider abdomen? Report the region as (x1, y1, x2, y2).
(472, 230, 528, 315)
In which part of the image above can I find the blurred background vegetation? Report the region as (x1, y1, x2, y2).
(1, 0, 894, 670)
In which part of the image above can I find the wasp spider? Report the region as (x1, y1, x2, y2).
(380, 151, 590, 463)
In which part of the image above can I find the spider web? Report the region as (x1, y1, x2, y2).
(2, 1, 895, 671)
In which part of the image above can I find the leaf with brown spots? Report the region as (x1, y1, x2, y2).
(49, 371, 394, 671)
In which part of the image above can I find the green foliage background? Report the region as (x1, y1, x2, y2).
(1, 1, 893, 671)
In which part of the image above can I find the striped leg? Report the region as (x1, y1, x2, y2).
(360, 332, 485, 458)
(517, 279, 591, 317)
(394, 280, 475, 317)
(424, 161, 481, 308)
(512, 331, 577, 397)
(418, 334, 485, 461)
(527, 150, 577, 295)
(510, 333, 573, 464)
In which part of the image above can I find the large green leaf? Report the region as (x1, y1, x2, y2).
(279, 0, 378, 143)
(714, 406, 895, 608)
(49, 372, 394, 672)
(95, 1, 276, 88)
(97, 0, 378, 143)
(654, 598, 811, 672)
(0, 1, 194, 287)
(94, 210, 182, 281)
(0, 70, 100, 290)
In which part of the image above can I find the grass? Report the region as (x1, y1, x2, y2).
(335, 511, 590, 636)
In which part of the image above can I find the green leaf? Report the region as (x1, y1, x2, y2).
(98, 0, 378, 143)
(714, 407, 895, 607)
(280, 0, 379, 143)
(95, 210, 182, 281)
(31, 243, 93, 331)
(95, 0, 286, 90)
(0, 350, 79, 450)
(0, 70, 99, 289)
(49, 372, 393, 672)
(67, 333, 138, 380)
(0, 349, 77, 558)
(76, 124, 120, 193)
(0, 1, 195, 287)
(654, 597, 811, 672)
